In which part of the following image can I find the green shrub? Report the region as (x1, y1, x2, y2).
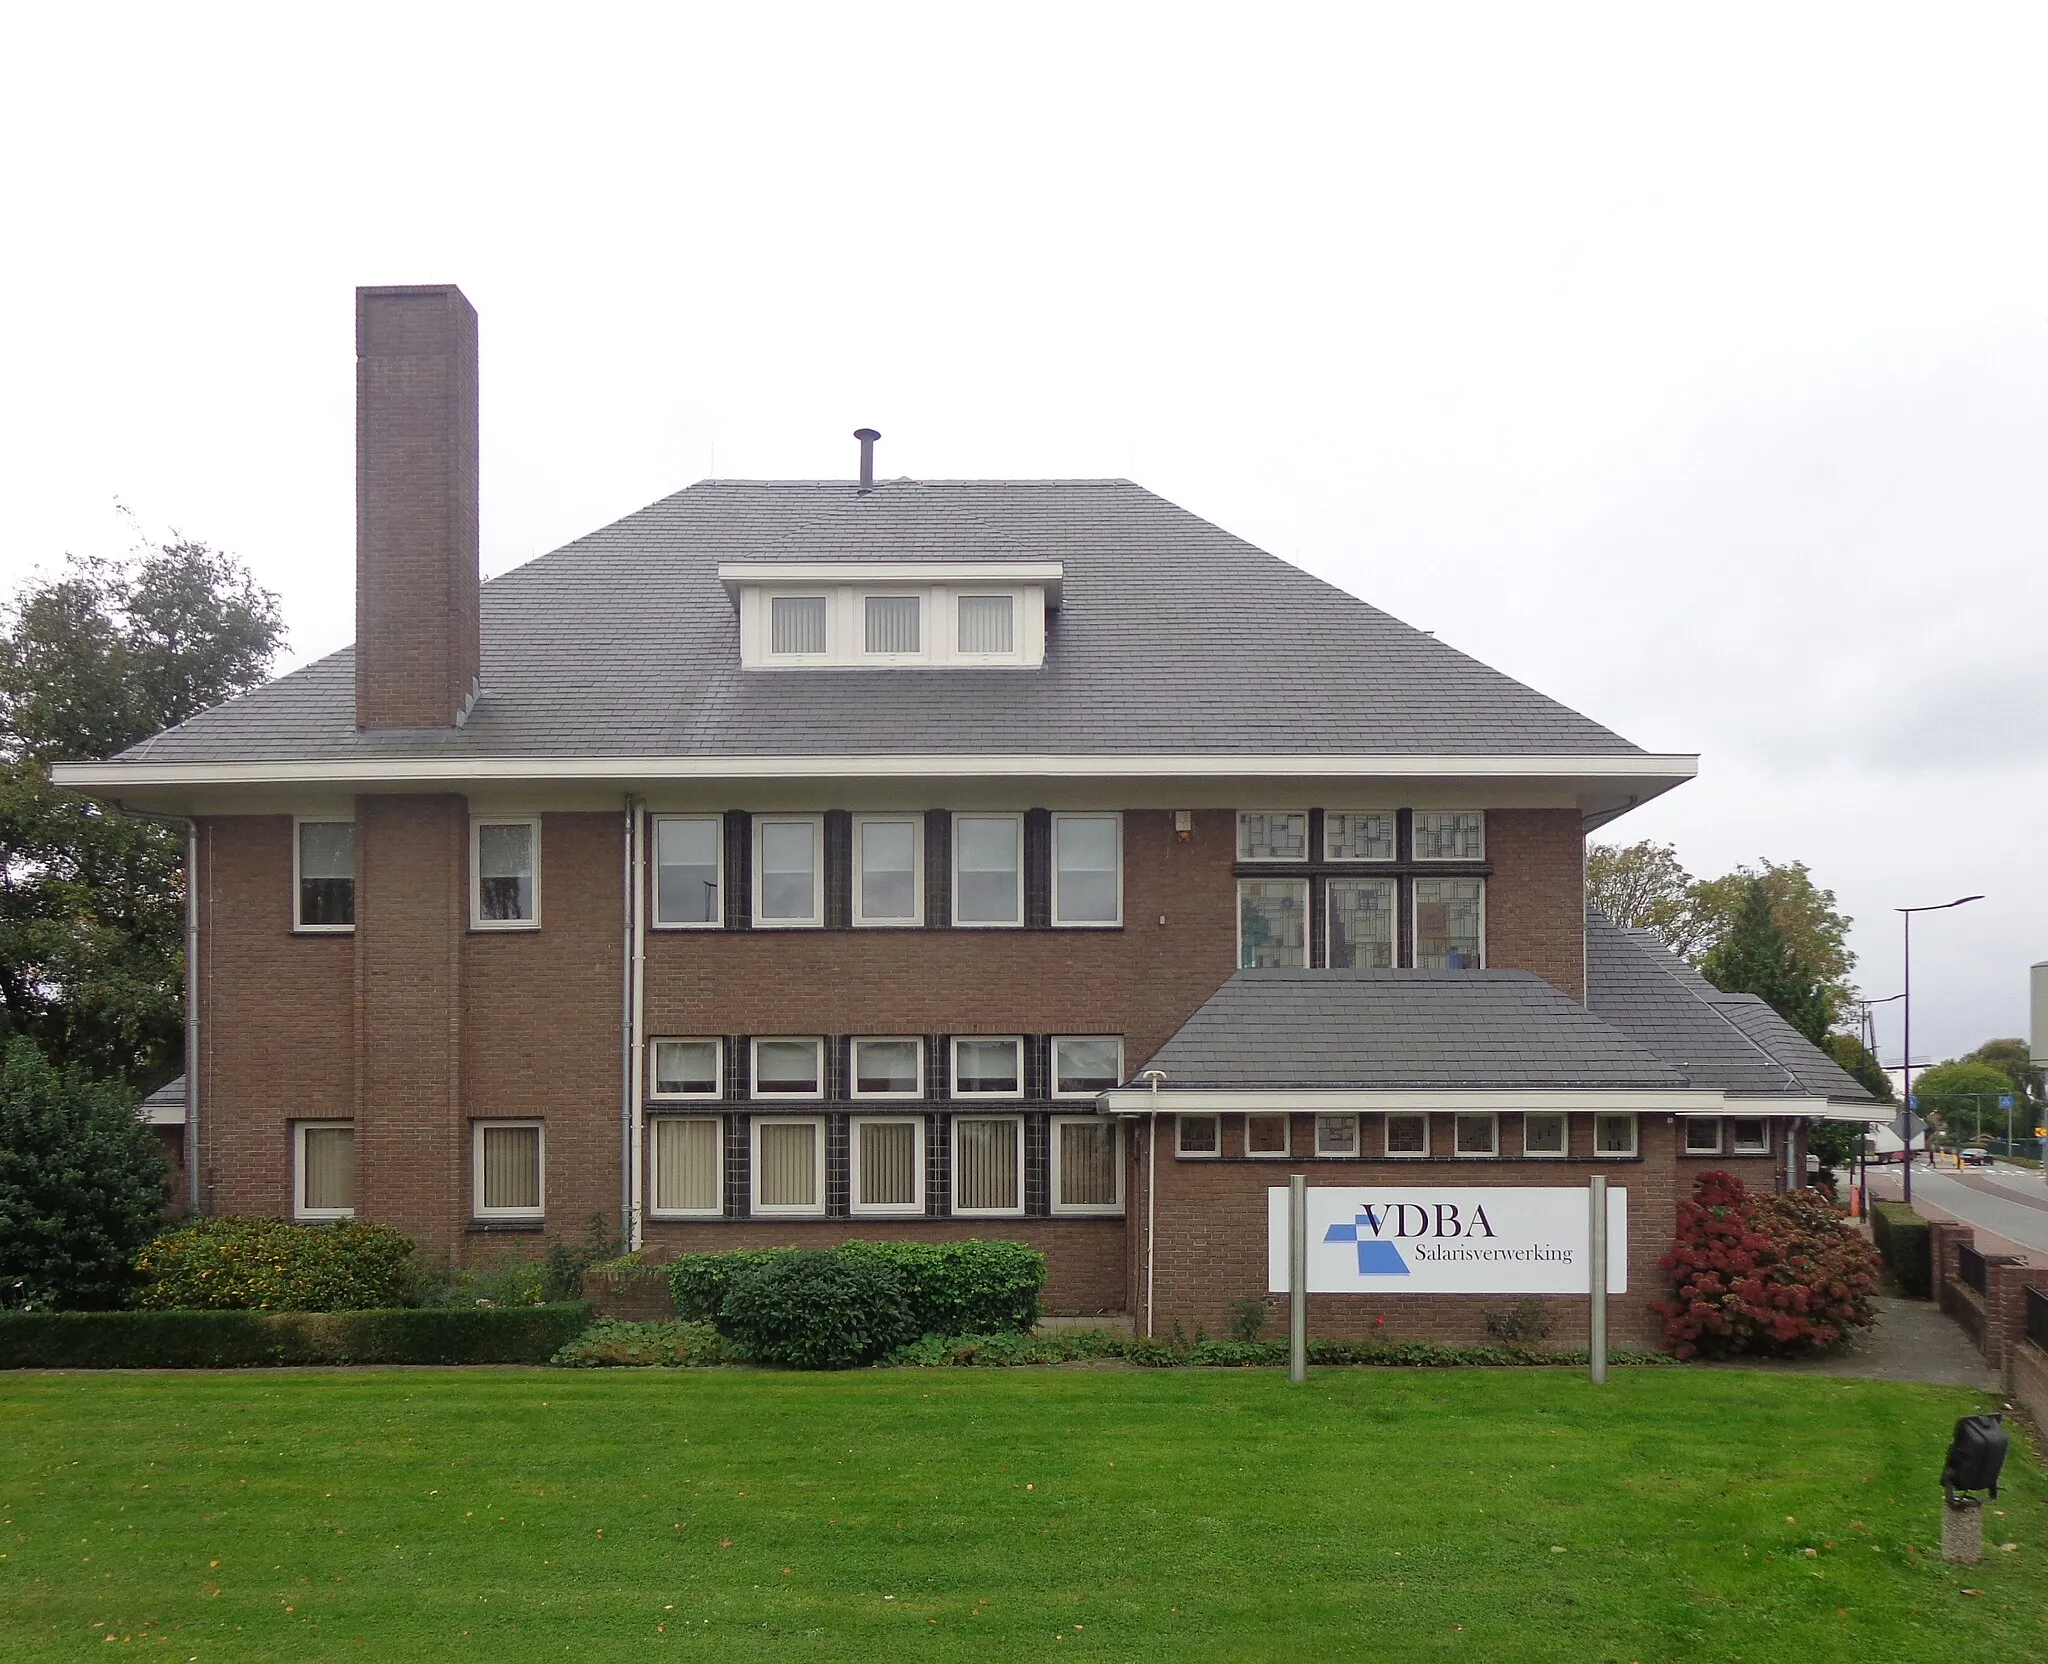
(418, 1257, 549, 1310)
(1480, 1299, 1555, 1349)
(668, 1248, 790, 1322)
(0, 1039, 169, 1311)
(0, 1302, 591, 1368)
(551, 1319, 729, 1368)
(717, 1249, 917, 1369)
(883, 1330, 1681, 1369)
(1869, 1202, 1932, 1298)
(135, 1216, 422, 1311)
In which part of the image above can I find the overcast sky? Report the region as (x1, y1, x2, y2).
(3, 4, 2042, 1068)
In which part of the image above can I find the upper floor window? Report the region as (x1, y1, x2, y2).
(1238, 877, 1308, 968)
(957, 593, 1014, 654)
(852, 1037, 923, 1099)
(853, 814, 923, 926)
(1327, 877, 1395, 969)
(1236, 811, 1308, 861)
(1051, 813, 1121, 926)
(753, 816, 823, 928)
(770, 595, 828, 656)
(295, 819, 355, 932)
(751, 1037, 824, 1099)
(653, 815, 722, 927)
(725, 563, 1057, 669)
(472, 818, 539, 929)
(1052, 1036, 1123, 1097)
(953, 813, 1023, 927)
(1324, 811, 1395, 862)
(651, 1038, 722, 1099)
(1414, 877, 1484, 969)
(864, 594, 922, 655)
(952, 1036, 1023, 1098)
(1413, 810, 1485, 861)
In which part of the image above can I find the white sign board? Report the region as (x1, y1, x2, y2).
(1267, 1186, 1628, 1295)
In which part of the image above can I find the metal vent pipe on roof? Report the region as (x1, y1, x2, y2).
(854, 427, 880, 488)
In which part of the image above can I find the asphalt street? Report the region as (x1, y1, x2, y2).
(1867, 1161, 2048, 1256)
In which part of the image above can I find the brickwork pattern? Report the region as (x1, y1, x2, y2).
(1484, 808, 1586, 1000)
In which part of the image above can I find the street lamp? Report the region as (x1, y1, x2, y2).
(1899, 896, 1984, 1205)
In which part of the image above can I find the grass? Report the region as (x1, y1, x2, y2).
(1, 1366, 2042, 1661)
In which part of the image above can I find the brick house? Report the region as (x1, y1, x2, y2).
(58, 285, 1880, 1347)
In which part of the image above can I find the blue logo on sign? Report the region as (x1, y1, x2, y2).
(1324, 1217, 1412, 1276)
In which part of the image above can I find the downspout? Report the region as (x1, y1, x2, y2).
(626, 797, 648, 1251)
(117, 802, 200, 1211)
(1142, 1069, 1165, 1339)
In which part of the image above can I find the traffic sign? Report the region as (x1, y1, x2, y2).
(1998, 1095, 2015, 1110)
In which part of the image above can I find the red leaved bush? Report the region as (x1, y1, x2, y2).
(1656, 1171, 1879, 1360)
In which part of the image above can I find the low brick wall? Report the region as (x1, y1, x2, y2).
(1927, 1218, 2038, 1375)
(2011, 1340, 2048, 1430)
(584, 1267, 677, 1320)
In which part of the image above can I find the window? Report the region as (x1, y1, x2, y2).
(1413, 810, 1484, 861)
(951, 1036, 1022, 1098)
(651, 1038, 722, 1099)
(1684, 1118, 1722, 1155)
(473, 1121, 543, 1219)
(472, 818, 539, 928)
(1593, 1114, 1638, 1157)
(1327, 878, 1396, 969)
(951, 1116, 1024, 1214)
(1414, 877, 1484, 969)
(1731, 1118, 1770, 1156)
(653, 815, 722, 927)
(952, 814, 1023, 926)
(295, 1122, 354, 1219)
(864, 594, 922, 655)
(294, 820, 355, 931)
(751, 1037, 824, 1099)
(1522, 1112, 1567, 1158)
(1324, 811, 1395, 861)
(1238, 878, 1308, 968)
(1052, 1036, 1124, 1098)
(1176, 1114, 1220, 1157)
(1245, 1114, 1290, 1157)
(753, 816, 823, 927)
(957, 593, 1014, 654)
(1385, 1114, 1428, 1157)
(1052, 1117, 1122, 1214)
(1454, 1113, 1498, 1157)
(751, 1117, 825, 1215)
(851, 1117, 924, 1215)
(650, 1117, 722, 1216)
(1051, 813, 1121, 926)
(852, 1037, 922, 1099)
(852, 815, 923, 926)
(1315, 1114, 1359, 1157)
(770, 595, 827, 655)
(1236, 811, 1308, 861)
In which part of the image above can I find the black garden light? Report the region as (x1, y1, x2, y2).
(1941, 1414, 2008, 1508)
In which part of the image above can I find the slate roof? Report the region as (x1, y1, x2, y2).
(112, 479, 1648, 766)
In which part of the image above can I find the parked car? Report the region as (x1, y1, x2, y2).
(1959, 1146, 1993, 1167)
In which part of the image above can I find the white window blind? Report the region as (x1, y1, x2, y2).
(864, 594, 921, 654)
(755, 1120, 820, 1210)
(652, 1118, 721, 1213)
(652, 1038, 720, 1097)
(957, 593, 1014, 653)
(855, 1119, 922, 1212)
(654, 816, 721, 925)
(299, 1124, 354, 1216)
(478, 1124, 541, 1213)
(1054, 1119, 1120, 1212)
(953, 1118, 1021, 1212)
(1052, 814, 1120, 924)
(953, 815, 1022, 924)
(771, 596, 827, 654)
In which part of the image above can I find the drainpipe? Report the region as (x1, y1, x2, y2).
(1142, 1069, 1165, 1338)
(621, 797, 648, 1251)
(115, 803, 201, 1211)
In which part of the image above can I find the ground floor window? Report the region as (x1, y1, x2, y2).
(1454, 1113, 1498, 1157)
(852, 1117, 925, 1215)
(751, 1117, 826, 1215)
(474, 1121, 543, 1220)
(952, 1116, 1024, 1214)
(1051, 1117, 1122, 1213)
(1177, 1114, 1221, 1157)
(1683, 1118, 1722, 1155)
(1384, 1113, 1428, 1156)
(1730, 1118, 1771, 1155)
(1593, 1113, 1638, 1158)
(651, 1116, 722, 1216)
(1315, 1114, 1359, 1157)
(295, 1121, 354, 1220)
(1521, 1112, 1566, 1157)
(1245, 1113, 1290, 1157)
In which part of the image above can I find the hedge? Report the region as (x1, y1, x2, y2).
(135, 1216, 423, 1311)
(0, 1302, 592, 1369)
(1869, 1202, 1932, 1298)
(885, 1330, 1681, 1369)
(552, 1319, 729, 1368)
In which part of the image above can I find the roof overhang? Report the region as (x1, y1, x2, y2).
(1094, 1085, 1879, 1119)
(717, 560, 1065, 606)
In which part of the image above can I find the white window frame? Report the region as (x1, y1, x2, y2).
(470, 816, 541, 931)
(1237, 876, 1310, 970)
(650, 813, 724, 930)
(1314, 1114, 1360, 1158)
(1050, 1115, 1123, 1215)
(1244, 1113, 1291, 1159)
(471, 1120, 545, 1221)
(1050, 812, 1123, 929)
(647, 1114, 725, 1219)
(1325, 875, 1398, 970)
(750, 1115, 827, 1217)
(750, 1036, 825, 1101)
(1412, 809, 1486, 862)
(1521, 1112, 1568, 1159)
(1411, 876, 1486, 969)
(293, 1120, 355, 1220)
(950, 1035, 1024, 1100)
(649, 1037, 723, 1101)
(1176, 1114, 1221, 1158)
(1323, 810, 1397, 863)
(850, 1036, 924, 1101)
(1593, 1113, 1639, 1158)
(1683, 1117, 1723, 1156)
(1453, 1113, 1499, 1158)
(949, 1114, 1026, 1217)
(1051, 1036, 1125, 1099)
(292, 817, 356, 935)
(850, 813, 925, 928)
(1384, 1113, 1429, 1159)
(752, 814, 825, 929)
(1731, 1118, 1771, 1156)
(950, 811, 1025, 929)
(860, 591, 925, 661)
(953, 590, 1022, 661)
(766, 591, 832, 661)
(1235, 810, 1310, 862)
(849, 1115, 927, 1216)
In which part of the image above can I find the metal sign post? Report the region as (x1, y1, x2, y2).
(1588, 1175, 1608, 1385)
(1288, 1174, 1307, 1385)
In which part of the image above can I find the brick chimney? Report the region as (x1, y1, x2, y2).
(355, 285, 481, 728)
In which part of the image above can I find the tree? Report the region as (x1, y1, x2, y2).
(0, 540, 282, 1085)
(1698, 876, 1833, 1046)
(1912, 1059, 2027, 1144)
(1586, 840, 1711, 956)
(1964, 1038, 2043, 1104)
(1690, 860, 1855, 1027)
(0, 1037, 169, 1309)
(1824, 1033, 1894, 1102)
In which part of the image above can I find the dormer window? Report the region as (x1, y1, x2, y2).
(957, 593, 1014, 654)
(723, 562, 1058, 669)
(865, 594, 921, 655)
(771, 596, 828, 656)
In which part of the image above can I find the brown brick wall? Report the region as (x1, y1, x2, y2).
(1486, 808, 1585, 999)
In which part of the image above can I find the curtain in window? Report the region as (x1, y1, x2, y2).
(954, 817, 1020, 923)
(1057, 1121, 1118, 1208)
(757, 1121, 818, 1208)
(954, 1118, 1019, 1210)
(771, 596, 826, 654)
(655, 817, 720, 924)
(478, 823, 534, 921)
(854, 1040, 919, 1095)
(858, 1121, 919, 1208)
(654, 1118, 720, 1212)
(957, 594, 1014, 653)
(759, 821, 817, 920)
(654, 1039, 719, 1096)
(301, 1125, 354, 1212)
(858, 820, 918, 920)
(865, 595, 921, 653)
(754, 1040, 820, 1094)
(481, 1125, 541, 1211)
(298, 823, 355, 926)
(1053, 816, 1118, 922)
(952, 1039, 1019, 1095)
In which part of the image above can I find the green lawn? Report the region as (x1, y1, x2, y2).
(1, 1365, 2041, 1661)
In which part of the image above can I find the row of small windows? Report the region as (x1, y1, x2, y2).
(1237, 809, 1484, 863)
(769, 591, 1017, 658)
(1240, 876, 1484, 970)
(1174, 1113, 1774, 1160)
(649, 1035, 1125, 1101)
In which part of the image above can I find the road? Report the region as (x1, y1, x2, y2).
(1867, 1161, 2048, 1256)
